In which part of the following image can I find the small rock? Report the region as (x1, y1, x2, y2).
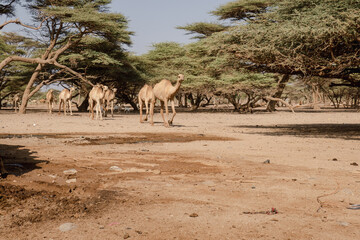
(251, 186, 256, 189)
(141, 149, 149, 152)
(99, 225, 105, 229)
(263, 159, 270, 164)
(109, 166, 123, 171)
(189, 213, 198, 218)
(135, 230, 142, 234)
(66, 178, 77, 184)
(153, 170, 161, 175)
(332, 158, 338, 161)
(63, 169, 77, 175)
(123, 233, 130, 239)
(59, 223, 76, 232)
(202, 180, 215, 187)
(48, 174, 57, 178)
(338, 221, 350, 227)
(350, 162, 358, 166)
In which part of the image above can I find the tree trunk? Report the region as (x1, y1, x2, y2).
(19, 64, 43, 114)
(266, 74, 290, 112)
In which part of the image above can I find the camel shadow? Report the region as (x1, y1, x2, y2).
(0, 144, 49, 178)
(232, 123, 360, 141)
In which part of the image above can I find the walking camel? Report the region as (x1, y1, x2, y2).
(13, 93, 20, 113)
(89, 84, 108, 120)
(152, 74, 185, 127)
(46, 89, 54, 114)
(138, 84, 155, 124)
(58, 87, 75, 115)
(103, 87, 117, 118)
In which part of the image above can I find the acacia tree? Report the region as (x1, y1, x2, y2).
(208, 0, 360, 85)
(0, 0, 131, 114)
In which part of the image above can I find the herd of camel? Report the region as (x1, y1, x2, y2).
(0, 74, 185, 178)
(44, 73, 185, 127)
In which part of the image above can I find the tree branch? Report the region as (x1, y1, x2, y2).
(0, 17, 48, 30)
(265, 96, 295, 113)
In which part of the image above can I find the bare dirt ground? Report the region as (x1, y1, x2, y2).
(0, 105, 360, 240)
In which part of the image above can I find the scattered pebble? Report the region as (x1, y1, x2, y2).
(66, 178, 77, 184)
(189, 213, 198, 218)
(332, 158, 338, 161)
(59, 223, 76, 232)
(123, 233, 130, 239)
(263, 159, 270, 164)
(109, 166, 123, 171)
(63, 169, 77, 175)
(350, 162, 358, 166)
(338, 221, 350, 227)
(153, 170, 161, 175)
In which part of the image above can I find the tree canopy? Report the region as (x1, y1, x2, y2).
(207, 0, 360, 85)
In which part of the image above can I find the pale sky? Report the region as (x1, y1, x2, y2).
(0, 0, 231, 55)
(110, 0, 231, 55)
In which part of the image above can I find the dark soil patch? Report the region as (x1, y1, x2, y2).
(232, 124, 360, 140)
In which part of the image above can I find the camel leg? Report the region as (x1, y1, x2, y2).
(160, 101, 169, 127)
(58, 100, 62, 115)
(104, 101, 108, 117)
(144, 99, 149, 121)
(89, 100, 94, 119)
(63, 100, 67, 115)
(111, 101, 114, 117)
(164, 100, 170, 127)
(169, 100, 176, 125)
(69, 100, 73, 115)
(150, 100, 154, 126)
(139, 98, 144, 123)
(0, 156, 8, 178)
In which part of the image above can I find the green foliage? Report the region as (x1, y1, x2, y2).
(177, 22, 229, 39)
(207, 0, 360, 81)
(211, 0, 276, 20)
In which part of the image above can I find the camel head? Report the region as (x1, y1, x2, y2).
(49, 89, 53, 92)
(112, 88, 117, 93)
(70, 87, 75, 92)
(102, 85, 109, 91)
(177, 74, 185, 82)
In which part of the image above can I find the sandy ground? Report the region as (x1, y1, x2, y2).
(0, 105, 360, 240)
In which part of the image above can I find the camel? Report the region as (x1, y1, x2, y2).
(103, 87, 117, 117)
(152, 74, 185, 127)
(13, 93, 20, 113)
(89, 84, 108, 120)
(46, 89, 54, 114)
(58, 87, 75, 115)
(138, 84, 155, 124)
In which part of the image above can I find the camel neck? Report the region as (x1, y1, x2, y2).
(171, 80, 181, 95)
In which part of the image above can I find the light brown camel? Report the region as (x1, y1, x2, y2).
(13, 93, 20, 113)
(89, 84, 108, 120)
(46, 89, 54, 114)
(152, 74, 185, 127)
(58, 87, 75, 115)
(103, 87, 117, 118)
(138, 84, 155, 124)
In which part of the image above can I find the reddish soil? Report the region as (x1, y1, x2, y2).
(0, 105, 360, 239)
